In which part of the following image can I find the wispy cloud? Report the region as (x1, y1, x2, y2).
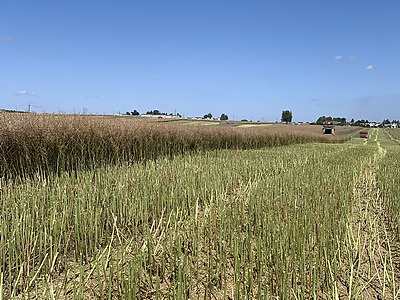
(348, 56, 358, 60)
(352, 94, 400, 120)
(145, 77, 158, 81)
(310, 98, 327, 106)
(333, 55, 359, 61)
(14, 90, 36, 96)
(366, 65, 374, 70)
(0, 34, 13, 41)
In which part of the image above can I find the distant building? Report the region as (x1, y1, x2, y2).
(368, 122, 380, 127)
(140, 114, 180, 119)
(383, 123, 397, 128)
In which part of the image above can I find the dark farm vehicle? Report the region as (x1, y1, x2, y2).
(322, 120, 335, 134)
(360, 131, 369, 138)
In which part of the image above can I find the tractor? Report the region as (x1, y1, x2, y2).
(359, 131, 368, 138)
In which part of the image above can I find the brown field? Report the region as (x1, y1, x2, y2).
(0, 113, 353, 180)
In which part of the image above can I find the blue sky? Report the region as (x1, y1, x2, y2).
(1, 0, 399, 122)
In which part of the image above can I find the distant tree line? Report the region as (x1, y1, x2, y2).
(314, 116, 400, 127)
(125, 109, 230, 120)
(350, 119, 369, 126)
(125, 109, 182, 117)
(315, 116, 347, 125)
(203, 113, 213, 119)
(350, 119, 400, 127)
(202, 112, 229, 120)
(145, 110, 167, 115)
(381, 119, 400, 126)
(126, 109, 140, 116)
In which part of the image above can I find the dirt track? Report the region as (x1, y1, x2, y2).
(338, 129, 400, 299)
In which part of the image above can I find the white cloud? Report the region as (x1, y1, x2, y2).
(366, 65, 374, 70)
(0, 34, 12, 40)
(15, 90, 36, 96)
(333, 55, 358, 61)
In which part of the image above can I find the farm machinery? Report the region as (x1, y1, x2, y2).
(322, 120, 335, 135)
(359, 131, 369, 138)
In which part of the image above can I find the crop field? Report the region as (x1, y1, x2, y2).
(0, 113, 349, 180)
(0, 113, 399, 299)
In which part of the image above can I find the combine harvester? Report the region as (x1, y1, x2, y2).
(322, 120, 335, 135)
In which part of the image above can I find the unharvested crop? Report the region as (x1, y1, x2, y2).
(0, 113, 349, 180)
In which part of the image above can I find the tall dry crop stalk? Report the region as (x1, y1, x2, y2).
(0, 113, 350, 180)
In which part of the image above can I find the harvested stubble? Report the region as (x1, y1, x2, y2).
(0, 113, 349, 180)
(1, 143, 370, 299)
(379, 129, 400, 239)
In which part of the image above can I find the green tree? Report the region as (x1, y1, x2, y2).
(131, 110, 140, 115)
(316, 116, 346, 125)
(203, 113, 213, 119)
(281, 110, 293, 124)
(333, 117, 346, 125)
(316, 116, 327, 125)
(220, 113, 228, 121)
(145, 109, 166, 115)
